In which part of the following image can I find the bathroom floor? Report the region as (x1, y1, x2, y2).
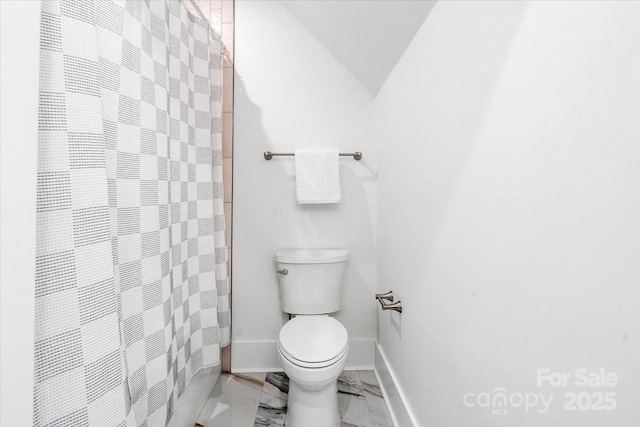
(194, 371, 393, 427)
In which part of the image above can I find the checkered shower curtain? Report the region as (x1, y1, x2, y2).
(34, 1, 229, 425)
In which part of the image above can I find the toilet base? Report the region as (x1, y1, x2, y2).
(285, 379, 340, 427)
(277, 319, 348, 427)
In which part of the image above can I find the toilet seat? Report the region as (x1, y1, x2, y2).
(279, 343, 348, 369)
(279, 316, 348, 368)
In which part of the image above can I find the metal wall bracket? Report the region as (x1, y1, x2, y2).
(375, 291, 402, 313)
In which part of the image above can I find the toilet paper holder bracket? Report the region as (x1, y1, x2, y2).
(375, 291, 403, 313)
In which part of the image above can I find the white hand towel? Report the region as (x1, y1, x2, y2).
(295, 149, 341, 204)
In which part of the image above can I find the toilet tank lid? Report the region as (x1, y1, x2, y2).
(275, 249, 348, 264)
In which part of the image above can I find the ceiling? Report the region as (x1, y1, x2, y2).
(281, 0, 437, 96)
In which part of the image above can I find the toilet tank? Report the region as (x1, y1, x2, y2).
(275, 249, 348, 315)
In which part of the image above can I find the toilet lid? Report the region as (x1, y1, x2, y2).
(279, 317, 348, 365)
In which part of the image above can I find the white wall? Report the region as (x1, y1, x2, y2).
(375, 1, 640, 425)
(281, 0, 437, 95)
(0, 0, 41, 424)
(232, 0, 377, 371)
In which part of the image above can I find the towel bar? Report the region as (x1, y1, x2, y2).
(263, 151, 362, 161)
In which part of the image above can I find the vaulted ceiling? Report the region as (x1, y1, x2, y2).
(281, 0, 437, 96)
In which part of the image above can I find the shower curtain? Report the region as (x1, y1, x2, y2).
(34, 0, 229, 425)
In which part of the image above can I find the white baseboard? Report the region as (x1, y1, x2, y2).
(374, 344, 419, 427)
(231, 339, 375, 373)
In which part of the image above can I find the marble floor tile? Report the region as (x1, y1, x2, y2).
(338, 371, 365, 397)
(264, 372, 290, 395)
(338, 393, 373, 427)
(337, 371, 372, 426)
(196, 373, 266, 427)
(358, 371, 393, 427)
(254, 398, 287, 427)
(254, 373, 288, 427)
(168, 366, 219, 427)
(190, 371, 391, 427)
(260, 373, 289, 410)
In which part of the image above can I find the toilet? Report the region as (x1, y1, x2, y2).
(275, 249, 349, 427)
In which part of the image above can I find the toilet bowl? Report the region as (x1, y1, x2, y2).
(274, 249, 349, 427)
(278, 316, 348, 427)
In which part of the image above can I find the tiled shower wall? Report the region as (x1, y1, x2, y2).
(188, 0, 234, 372)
